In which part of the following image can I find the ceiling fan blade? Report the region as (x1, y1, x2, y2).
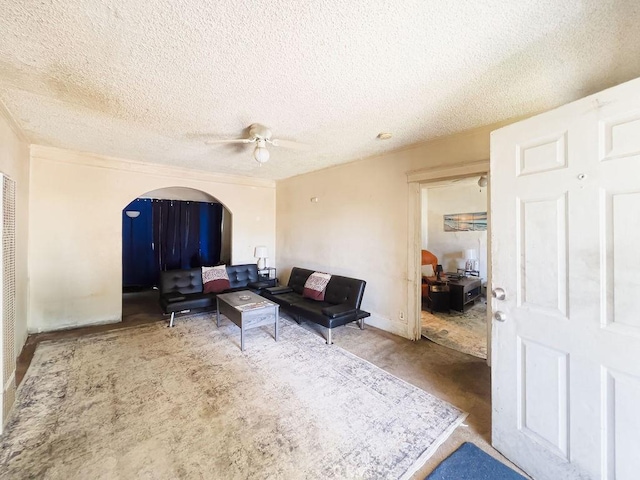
(270, 138, 310, 150)
(205, 138, 254, 145)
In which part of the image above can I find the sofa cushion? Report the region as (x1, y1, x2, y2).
(265, 286, 293, 295)
(288, 267, 315, 294)
(226, 264, 260, 288)
(292, 299, 333, 322)
(202, 265, 231, 293)
(165, 293, 187, 303)
(303, 272, 331, 301)
(159, 267, 203, 295)
(160, 292, 216, 313)
(421, 264, 435, 277)
(225, 286, 253, 294)
(321, 304, 357, 319)
(248, 280, 276, 290)
(324, 275, 366, 308)
(261, 291, 304, 309)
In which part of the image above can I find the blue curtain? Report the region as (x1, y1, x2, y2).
(122, 199, 154, 287)
(199, 203, 223, 266)
(152, 199, 201, 271)
(122, 199, 224, 288)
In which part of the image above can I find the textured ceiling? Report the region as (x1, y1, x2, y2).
(1, 0, 640, 180)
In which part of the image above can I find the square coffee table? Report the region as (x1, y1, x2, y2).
(216, 290, 279, 351)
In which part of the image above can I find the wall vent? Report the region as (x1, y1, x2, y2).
(1, 175, 16, 427)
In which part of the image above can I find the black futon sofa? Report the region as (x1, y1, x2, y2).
(159, 264, 274, 327)
(261, 267, 370, 344)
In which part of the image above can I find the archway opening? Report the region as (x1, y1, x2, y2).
(121, 187, 232, 323)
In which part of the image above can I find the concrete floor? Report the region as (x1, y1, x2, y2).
(16, 290, 526, 479)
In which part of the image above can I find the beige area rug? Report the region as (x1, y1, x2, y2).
(422, 301, 488, 359)
(1, 314, 466, 479)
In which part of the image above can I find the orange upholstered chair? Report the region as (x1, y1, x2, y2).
(421, 250, 438, 298)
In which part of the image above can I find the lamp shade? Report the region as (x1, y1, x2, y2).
(465, 248, 477, 260)
(254, 246, 268, 258)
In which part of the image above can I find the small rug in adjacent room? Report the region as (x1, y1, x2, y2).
(0, 314, 467, 480)
(425, 442, 527, 480)
(422, 300, 487, 359)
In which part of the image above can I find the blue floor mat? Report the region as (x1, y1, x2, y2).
(425, 442, 527, 480)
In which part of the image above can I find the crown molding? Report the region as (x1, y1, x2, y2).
(30, 144, 276, 189)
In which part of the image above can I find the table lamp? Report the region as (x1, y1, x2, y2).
(254, 246, 268, 270)
(465, 248, 478, 272)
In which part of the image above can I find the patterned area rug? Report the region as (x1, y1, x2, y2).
(422, 300, 488, 359)
(1, 314, 466, 479)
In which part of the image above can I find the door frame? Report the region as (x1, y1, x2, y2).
(406, 159, 491, 364)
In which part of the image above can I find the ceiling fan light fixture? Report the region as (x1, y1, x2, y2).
(254, 145, 270, 164)
(206, 124, 306, 164)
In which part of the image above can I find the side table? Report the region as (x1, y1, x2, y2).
(423, 277, 450, 313)
(258, 267, 277, 282)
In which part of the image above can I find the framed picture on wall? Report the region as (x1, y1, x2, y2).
(444, 212, 487, 232)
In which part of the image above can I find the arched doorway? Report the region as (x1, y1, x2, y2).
(121, 187, 232, 323)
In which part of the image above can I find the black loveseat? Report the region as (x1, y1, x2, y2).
(261, 267, 370, 344)
(159, 264, 274, 327)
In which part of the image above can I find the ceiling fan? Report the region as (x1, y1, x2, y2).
(205, 123, 307, 164)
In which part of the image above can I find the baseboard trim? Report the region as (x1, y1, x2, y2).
(366, 314, 410, 339)
(28, 317, 121, 334)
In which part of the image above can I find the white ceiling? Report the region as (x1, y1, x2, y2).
(1, 0, 639, 180)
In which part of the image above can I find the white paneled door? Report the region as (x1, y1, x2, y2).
(491, 77, 640, 480)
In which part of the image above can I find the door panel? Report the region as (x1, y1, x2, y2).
(608, 190, 640, 332)
(518, 193, 568, 316)
(518, 338, 569, 458)
(491, 77, 640, 480)
(600, 114, 640, 161)
(517, 131, 568, 176)
(603, 368, 640, 479)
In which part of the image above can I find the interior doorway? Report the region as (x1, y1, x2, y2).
(407, 160, 490, 362)
(420, 176, 489, 359)
(121, 186, 232, 323)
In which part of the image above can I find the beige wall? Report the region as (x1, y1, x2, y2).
(0, 106, 30, 356)
(277, 123, 504, 338)
(424, 182, 488, 280)
(28, 146, 276, 332)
